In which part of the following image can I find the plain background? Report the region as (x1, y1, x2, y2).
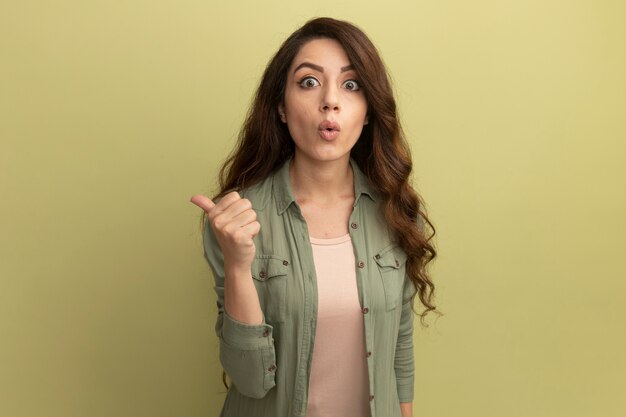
(1, 1, 625, 416)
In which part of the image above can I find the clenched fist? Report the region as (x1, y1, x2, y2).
(190, 191, 261, 269)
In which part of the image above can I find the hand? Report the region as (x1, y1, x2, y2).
(190, 191, 261, 270)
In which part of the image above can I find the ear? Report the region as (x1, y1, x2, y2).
(364, 114, 369, 125)
(278, 103, 287, 123)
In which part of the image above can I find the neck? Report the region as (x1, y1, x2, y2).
(289, 153, 355, 205)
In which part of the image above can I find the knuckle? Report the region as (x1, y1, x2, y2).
(241, 198, 252, 209)
(212, 216, 225, 230)
(222, 223, 234, 235)
(233, 231, 250, 245)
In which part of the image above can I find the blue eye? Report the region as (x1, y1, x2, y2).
(299, 76, 320, 88)
(343, 80, 361, 91)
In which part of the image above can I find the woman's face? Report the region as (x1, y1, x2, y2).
(279, 38, 369, 165)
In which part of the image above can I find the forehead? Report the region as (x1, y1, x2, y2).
(290, 38, 352, 70)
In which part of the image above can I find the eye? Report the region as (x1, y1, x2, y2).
(343, 79, 361, 91)
(299, 76, 320, 88)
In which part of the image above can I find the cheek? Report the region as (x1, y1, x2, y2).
(288, 101, 312, 124)
(354, 97, 368, 115)
(300, 105, 313, 119)
(348, 104, 368, 125)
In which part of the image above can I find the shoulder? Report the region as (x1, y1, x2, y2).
(239, 159, 291, 212)
(239, 175, 273, 212)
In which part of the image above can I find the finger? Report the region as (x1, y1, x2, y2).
(241, 220, 261, 239)
(219, 198, 253, 220)
(189, 195, 215, 212)
(223, 209, 257, 230)
(213, 191, 242, 213)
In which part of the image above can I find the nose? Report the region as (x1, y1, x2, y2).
(319, 84, 340, 113)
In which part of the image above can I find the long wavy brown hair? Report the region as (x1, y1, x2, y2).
(204, 16, 438, 322)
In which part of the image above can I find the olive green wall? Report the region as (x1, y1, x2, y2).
(1, 1, 625, 416)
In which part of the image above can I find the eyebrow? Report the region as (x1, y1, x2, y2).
(293, 62, 354, 74)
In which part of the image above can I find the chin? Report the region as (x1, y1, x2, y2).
(299, 149, 353, 164)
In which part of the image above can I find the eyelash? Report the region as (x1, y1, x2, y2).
(298, 76, 361, 91)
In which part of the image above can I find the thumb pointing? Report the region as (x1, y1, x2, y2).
(190, 195, 216, 212)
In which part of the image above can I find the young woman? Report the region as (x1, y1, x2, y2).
(190, 17, 437, 417)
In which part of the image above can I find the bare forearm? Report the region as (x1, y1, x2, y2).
(400, 402, 413, 417)
(223, 262, 263, 325)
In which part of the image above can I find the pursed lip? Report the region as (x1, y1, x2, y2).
(318, 120, 341, 131)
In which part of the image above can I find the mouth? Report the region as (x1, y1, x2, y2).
(318, 120, 341, 132)
(318, 129, 340, 141)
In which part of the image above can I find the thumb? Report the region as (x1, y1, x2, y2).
(189, 194, 216, 213)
